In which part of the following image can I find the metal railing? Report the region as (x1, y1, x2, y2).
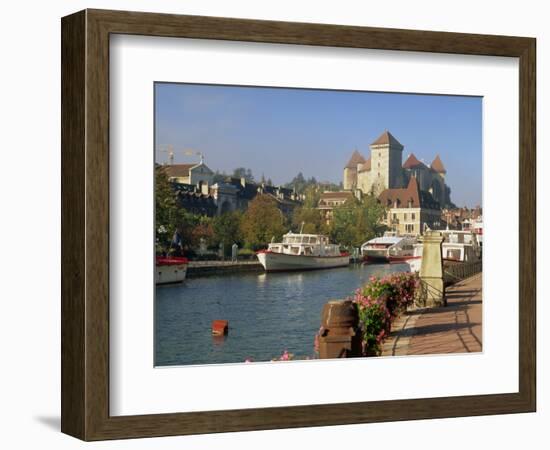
(443, 260, 482, 285)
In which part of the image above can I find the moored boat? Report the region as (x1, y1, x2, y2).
(405, 230, 481, 272)
(361, 232, 416, 263)
(156, 256, 189, 284)
(256, 232, 350, 272)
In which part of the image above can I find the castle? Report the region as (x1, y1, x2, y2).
(343, 130, 453, 208)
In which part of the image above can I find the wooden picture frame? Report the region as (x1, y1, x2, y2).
(61, 9, 536, 441)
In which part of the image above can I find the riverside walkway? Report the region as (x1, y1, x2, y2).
(382, 273, 482, 356)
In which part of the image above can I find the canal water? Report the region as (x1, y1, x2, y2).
(155, 262, 408, 366)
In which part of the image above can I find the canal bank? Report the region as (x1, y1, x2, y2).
(187, 260, 263, 278)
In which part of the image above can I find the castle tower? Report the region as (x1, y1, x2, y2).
(430, 155, 448, 206)
(430, 155, 447, 180)
(369, 131, 404, 195)
(343, 149, 366, 190)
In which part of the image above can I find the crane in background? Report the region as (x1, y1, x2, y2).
(157, 144, 204, 165)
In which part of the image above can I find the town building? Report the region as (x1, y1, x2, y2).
(172, 183, 217, 217)
(377, 176, 443, 235)
(166, 163, 304, 217)
(164, 160, 214, 186)
(442, 206, 483, 231)
(344, 130, 453, 208)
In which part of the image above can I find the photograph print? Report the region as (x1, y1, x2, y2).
(154, 83, 483, 366)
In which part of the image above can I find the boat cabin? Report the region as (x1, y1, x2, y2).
(267, 233, 340, 257)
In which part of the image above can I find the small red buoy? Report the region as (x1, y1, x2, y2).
(211, 320, 229, 336)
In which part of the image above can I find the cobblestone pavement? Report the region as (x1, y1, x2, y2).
(382, 273, 482, 356)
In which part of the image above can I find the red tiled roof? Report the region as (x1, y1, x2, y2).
(164, 164, 196, 178)
(378, 176, 440, 209)
(430, 155, 446, 173)
(319, 191, 354, 200)
(358, 157, 372, 172)
(371, 130, 403, 148)
(344, 150, 367, 168)
(402, 153, 426, 169)
(378, 177, 421, 208)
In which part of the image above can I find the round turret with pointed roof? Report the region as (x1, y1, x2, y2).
(344, 149, 367, 168)
(430, 155, 447, 173)
(403, 153, 427, 169)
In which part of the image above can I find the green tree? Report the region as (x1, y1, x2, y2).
(212, 211, 243, 251)
(155, 165, 187, 254)
(155, 165, 212, 255)
(302, 185, 321, 208)
(240, 195, 286, 249)
(329, 195, 386, 248)
(190, 216, 215, 248)
(291, 206, 325, 234)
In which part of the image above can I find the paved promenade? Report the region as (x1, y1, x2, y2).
(382, 273, 482, 356)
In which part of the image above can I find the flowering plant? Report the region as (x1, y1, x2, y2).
(353, 272, 419, 356)
(273, 350, 294, 361)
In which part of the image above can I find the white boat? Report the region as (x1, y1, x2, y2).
(360, 232, 417, 263)
(156, 256, 189, 284)
(405, 230, 481, 272)
(256, 232, 350, 272)
(471, 217, 483, 248)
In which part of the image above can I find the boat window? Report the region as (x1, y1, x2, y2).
(304, 246, 312, 255)
(291, 246, 300, 254)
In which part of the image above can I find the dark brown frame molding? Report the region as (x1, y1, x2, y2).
(61, 9, 536, 441)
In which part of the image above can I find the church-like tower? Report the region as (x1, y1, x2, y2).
(369, 130, 404, 195)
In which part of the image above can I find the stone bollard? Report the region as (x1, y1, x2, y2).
(417, 231, 446, 308)
(318, 300, 362, 359)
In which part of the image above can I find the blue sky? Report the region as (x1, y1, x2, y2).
(155, 83, 482, 207)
